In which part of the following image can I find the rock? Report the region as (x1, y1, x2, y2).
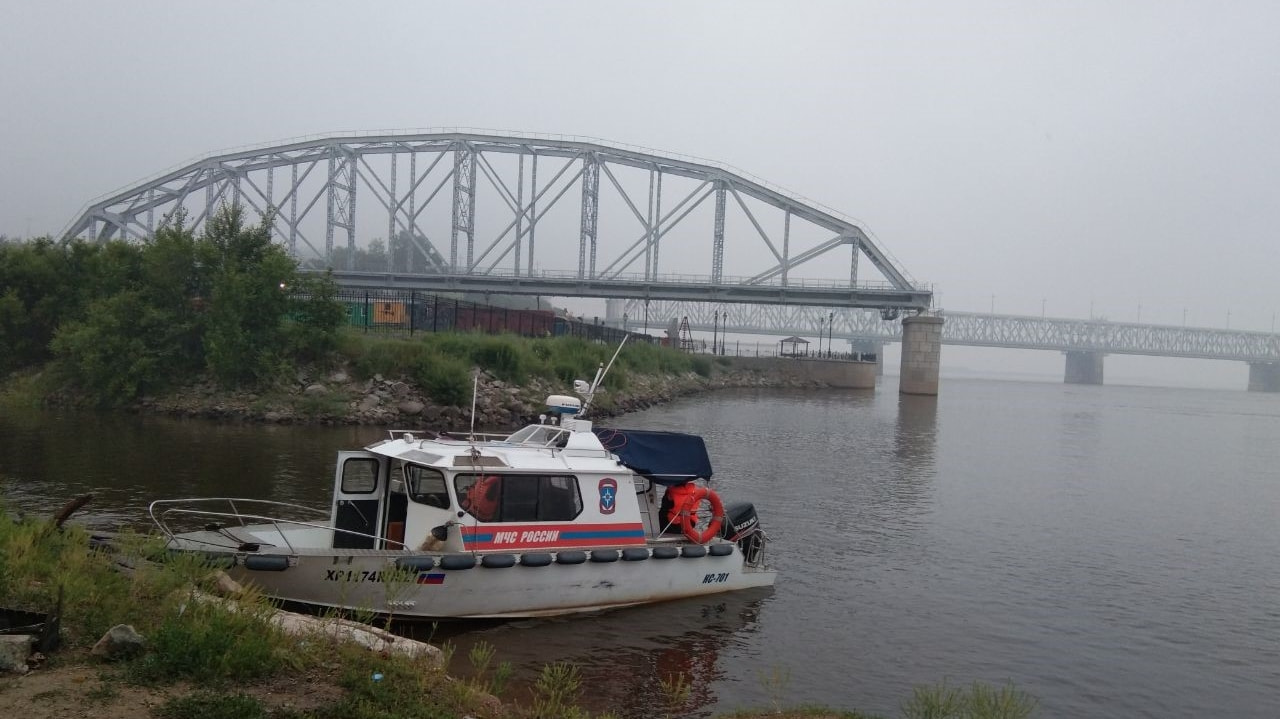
(263, 411, 285, 422)
(213, 570, 244, 597)
(358, 395, 381, 411)
(373, 374, 384, 383)
(0, 635, 33, 673)
(328, 370, 349, 384)
(398, 400, 425, 416)
(389, 382, 410, 399)
(91, 624, 146, 661)
(304, 383, 328, 396)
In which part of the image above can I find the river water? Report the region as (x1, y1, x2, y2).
(1, 378, 1277, 718)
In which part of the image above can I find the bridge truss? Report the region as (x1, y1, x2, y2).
(625, 302, 1280, 362)
(62, 130, 931, 311)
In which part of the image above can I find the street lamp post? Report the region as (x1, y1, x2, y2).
(827, 311, 834, 358)
(712, 311, 719, 355)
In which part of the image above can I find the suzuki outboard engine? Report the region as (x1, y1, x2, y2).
(720, 501, 765, 564)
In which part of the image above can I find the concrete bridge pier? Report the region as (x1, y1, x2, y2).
(1248, 362, 1280, 392)
(900, 315, 943, 395)
(1064, 351, 1105, 385)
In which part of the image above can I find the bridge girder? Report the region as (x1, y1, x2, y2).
(62, 130, 929, 311)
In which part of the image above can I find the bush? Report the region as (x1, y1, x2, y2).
(691, 356, 713, 378)
(0, 512, 205, 646)
(468, 335, 526, 382)
(284, 271, 345, 362)
(50, 292, 173, 405)
(413, 352, 473, 406)
(127, 597, 286, 685)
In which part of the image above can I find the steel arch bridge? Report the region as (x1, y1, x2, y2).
(62, 130, 931, 311)
(625, 302, 1280, 363)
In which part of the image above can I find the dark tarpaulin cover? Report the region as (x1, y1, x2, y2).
(593, 428, 713, 485)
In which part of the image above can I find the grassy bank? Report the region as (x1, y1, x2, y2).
(333, 330, 713, 409)
(2, 330, 727, 429)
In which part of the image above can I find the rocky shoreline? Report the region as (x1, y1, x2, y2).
(125, 359, 824, 429)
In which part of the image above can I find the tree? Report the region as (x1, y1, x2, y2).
(50, 291, 168, 405)
(36, 203, 345, 403)
(199, 205, 296, 384)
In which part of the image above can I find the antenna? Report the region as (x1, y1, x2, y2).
(580, 334, 629, 417)
(468, 370, 479, 441)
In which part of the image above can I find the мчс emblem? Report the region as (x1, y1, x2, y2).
(598, 477, 617, 514)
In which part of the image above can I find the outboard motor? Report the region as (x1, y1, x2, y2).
(720, 501, 766, 564)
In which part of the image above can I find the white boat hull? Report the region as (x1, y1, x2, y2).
(174, 535, 776, 619)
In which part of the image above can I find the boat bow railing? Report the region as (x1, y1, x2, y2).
(147, 498, 389, 554)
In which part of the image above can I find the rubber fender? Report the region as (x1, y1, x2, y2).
(621, 548, 651, 561)
(590, 549, 620, 563)
(651, 546, 680, 560)
(395, 556, 436, 571)
(481, 554, 517, 568)
(708, 543, 734, 557)
(519, 552, 553, 567)
(439, 554, 477, 570)
(555, 550, 588, 565)
(680, 545, 708, 558)
(242, 555, 290, 571)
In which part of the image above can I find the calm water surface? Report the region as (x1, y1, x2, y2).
(2, 378, 1277, 718)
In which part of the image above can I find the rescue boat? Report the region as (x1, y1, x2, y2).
(149, 350, 776, 619)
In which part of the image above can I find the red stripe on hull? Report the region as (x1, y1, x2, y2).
(461, 522, 646, 550)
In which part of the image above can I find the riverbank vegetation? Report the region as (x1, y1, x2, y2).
(0, 207, 343, 407)
(334, 330, 711, 409)
(2, 501, 1039, 718)
(0, 212, 717, 419)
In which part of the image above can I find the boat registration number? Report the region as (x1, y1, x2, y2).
(702, 572, 730, 584)
(325, 569, 392, 583)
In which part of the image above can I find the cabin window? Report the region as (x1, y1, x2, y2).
(403, 464, 449, 508)
(340, 458, 379, 494)
(455, 473, 583, 523)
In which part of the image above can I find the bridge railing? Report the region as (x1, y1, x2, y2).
(680, 338, 877, 362)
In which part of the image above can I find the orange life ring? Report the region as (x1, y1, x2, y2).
(678, 486, 725, 545)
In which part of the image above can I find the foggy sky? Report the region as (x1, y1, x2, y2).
(2, 1, 1278, 386)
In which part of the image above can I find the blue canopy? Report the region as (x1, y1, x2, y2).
(593, 428, 713, 486)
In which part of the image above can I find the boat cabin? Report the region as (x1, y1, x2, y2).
(329, 414, 707, 554)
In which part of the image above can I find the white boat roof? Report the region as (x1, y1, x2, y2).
(364, 419, 625, 474)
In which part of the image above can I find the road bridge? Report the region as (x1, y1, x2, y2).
(619, 301, 1280, 392)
